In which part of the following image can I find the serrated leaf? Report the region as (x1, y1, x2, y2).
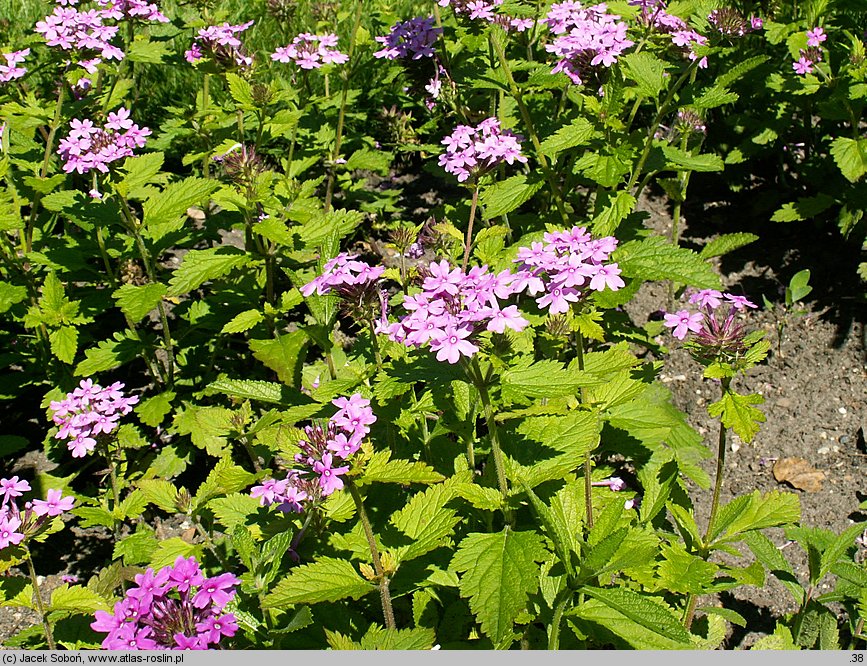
(112, 283, 167, 322)
(193, 456, 257, 510)
(500, 358, 592, 403)
(225, 73, 254, 108)
(615, 237, 721, 289)
(623, 52, 666, 97)
(579, 588, 692, 647)
(74, 333, 142, 376)
(209, 493, 261, 531)
(661, 146, 724, 172)
(263, 557, 375, 607)
(250, 331, 308, 385)
(136, 391, 174, 428)
(167, 248, 251, 297)
(389, 480, 465, 562)
(136, 479, 179, 513)
(451, 530, 547, 647)
(707, 390, 765, 443)
(116, 152, 165, 197)
(360, 449, 445, 485)
(830, 136, 867, 182)
(174, 404, 233, 456)
(591, 190, 636, 237)
(149, 538, 202, 569)
(711, 490, 800, 543)
(221, 309, 263, 334)
(143, 177, 217, 241)
(206, 377, 302, 405)
(113, 528, 159, 565)
(771, 195, 835, 223)
(480, 174, 544, 220)
(297, 209, 363, 247)
(49, 585, 109, 614)
(656, 543, 717, 594)
(49, 325, 78, 364)
(0, 281, 27, 314)
(699, 233, 759, 259)
(539, 117, 596, 157)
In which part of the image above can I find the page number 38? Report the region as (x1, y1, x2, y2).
(852, 654, 864, 662)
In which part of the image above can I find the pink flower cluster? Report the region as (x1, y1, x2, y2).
(271, 33, 348, 69)
(0, 49, 29, 84)
(438, 0, 533, 31)
(49, 379, 139, 458)
(252, 394, 375, 507)
(374, 16, 441, 61)
(663, 289, 757, 352)
(1, 478, 74, 550)
(185, 21, 254, 68)
(633, 1, 708, 68)
(381, 261, 529, 364)
(91, 557, 238, 650)
(513, 226, 624, 315)
(97, 0, 168, 23)
(57, 107, 150, 174)
(438, 118, 527, 183)
(544, 1, 634, 85)
(793, 27, 826, 76)
(35, 2, 125, 70)
(300, 252, 385, 297)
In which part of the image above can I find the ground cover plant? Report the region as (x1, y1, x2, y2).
(0, 0, 865, 651)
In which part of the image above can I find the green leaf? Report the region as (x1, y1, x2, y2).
(819, 524, 865, 581)
(616, 237, 721, 289)
(193, 456, 257, 510)
(209, 493, 260, 531)
(49, 585, 109, 614)
(699, 233, 759, 259)
(149, 538, 202, 570)
(707, 390, 765, 443)
(167, 248, 251, 297)
(622, 52, 666, 98)
(770, 195, 835, 223)
(480, 174, 544, 220)
(389, 479, 465, 562)
(711, 490, 800, 543)
(830, 136, 867, 182)
(206, 377, 302, 405)
(591, 190, 636, 237)
(539, 117, 596, 157)
(222, 309, 264, 334)
(360, 449, 445, 485)
(112, 283, 167, 322)
(116, 152, 165, 197)
(656, 543, 717, 594)
(136, 479, 180, 513)
(126, 37, 169, 64)
(249, 331, 308, 385)
(113, 527, 159, 565)
(741, 531, 805, 606)
(0, 281, 27, 314)
(143, 177, 218, 241)
(225, 73, 254, 108)
(578, 588, 692, 647)
(136, 391, 175, 428)
(74, 332, 142, 376)
(787, 269, 812, 304)
(174, 404, 233, 456)
(49, 326, 78, 365)
(500, 358, 593, 403)
(451, 530, 548, 648)
(661, 146, 724, 173)
(327, 625, 436, 650)
(263, 557, 375, 608)
(297, 209, 364, 247)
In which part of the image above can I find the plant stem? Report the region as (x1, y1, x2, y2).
(368, 320, 383, 371)
(25, 552, 56, 650)
(201, 73, 211, 177)
(576, 331, 593, 529)
(347, 479, 395, 629)
(489, 29, 569, 225)
(548, 591, 570, 650)
(323, 0, 363, 212)
(119, 196, 175, 385)
(461, 184, 480, 271)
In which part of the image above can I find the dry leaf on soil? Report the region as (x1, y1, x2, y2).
(773, 457, 825, 492)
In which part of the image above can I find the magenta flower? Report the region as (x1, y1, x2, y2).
(0, 515, 24, 549)
(186, 21, 254, 68)
(724, 293, 757, 310)
(272, 33, 348, 69)
(313, 453, 350, 495)
(92, 557, 237, 650)
(793, 57, 813, 75)
(31, 489, 74, 517)
(374, 17, 441, 60)
(438, 118, 527, 183)
(0, 49, 29, 84)
(430, 325, 479, 364)
(57, 109, 150, 175)
(0, 476, 31, 506)
(663, 310, 703, 340)
(806, 27, 826, 47)
(688, 288, 723, 309)
(97, 0, 169, 24)
(592, 477, 627, 491)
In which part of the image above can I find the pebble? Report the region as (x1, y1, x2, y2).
(777, 398, 792, 408)
(839, 407, 848, 415)
(818, 446, 830, 455)
(819, 432, 828, 440)
(731, 443, 740, 453)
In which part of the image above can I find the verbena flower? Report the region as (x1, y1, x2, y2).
(0, 49, 30, 83)
(97, 0, 168, 23)
(91, 556, 238, 650)
(382, 260, 529, 363)
(186, 21, 254, 69)
(300, 252, 386, 322)
(56, 107, 150, 174)
(793, 28, 825, 76)
(806, 27, 826, 47)
(271, 33, 348, 69)
(663, 289, 758, 357)
(706, 8, 762, 38)
(545, 1, 634, 85)
(49, 379, 139, 457)
(0, 478, 74, 550)
(633, 1, 708, 68)
(251, 394, 376, 510)
(438, 0, 533, 32)
(374, 17, 441, 61)
(512, 226, 624, 315)
(438, 117, 527, 183)
(35, 4, 125, 70)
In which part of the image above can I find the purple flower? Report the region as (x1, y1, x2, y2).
(688, 288, 723, 310)
(793, 57, 813, 75)
(187, 21, 254, 69)
(374, 17, 441, 60)
(430, 325, 479, 364)
(0, 49, 29, 84)
(806, 27, 826, 47)
(0, 476, 31, 506)
(724, 293, 757, 310)
(0, 515, 25, 549)
(438, 118, 527, 183)
(92, 556, 238, 650)
(31, 489, 74, 517)
(97, 0, 169, 24)
(663, 310, 703, 340)
(57, 108, 150, 175)
(272, 33, 348, 69)
(592, 477, 627, 491)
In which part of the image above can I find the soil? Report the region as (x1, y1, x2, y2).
(626, 182, 866, 648)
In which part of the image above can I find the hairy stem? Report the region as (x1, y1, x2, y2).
(25, 552, 56, 650)
(368, 320, 383, 371)
(461, 185, 480, 271)
(548, 592, 570, 650)
(576, 331, 593, 529)
(347, 479, 395, 629)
